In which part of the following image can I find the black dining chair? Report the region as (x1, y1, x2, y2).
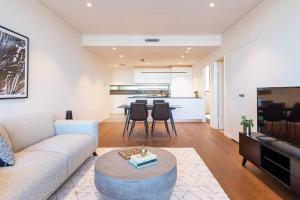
(136, 100, 147, 104)
(130, 100, 147, 129)
(123, 100, 148, 136)
(153, 100, 165, 104)
(151, 103, 171, 137)
(129, 103, 149, 138)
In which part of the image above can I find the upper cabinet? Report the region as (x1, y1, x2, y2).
(134, 68, 171, 83)
(170, 67, 193, 97)
(134, 67, 192, 84)
(170, 66, 192, 76)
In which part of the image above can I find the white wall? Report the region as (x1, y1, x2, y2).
(0, 0, 111, 121)
(194, 0, 300, 140)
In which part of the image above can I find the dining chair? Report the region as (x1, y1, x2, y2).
(127, 100, 147, 131)
(151, 103, 171, 137)
(153, 100, 165, 104)
(153, 100, 177, 135)
(123, 100, 148, 136)
(129, 103, 149, 138)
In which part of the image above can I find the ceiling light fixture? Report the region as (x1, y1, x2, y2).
(181, 55, 185, 58)
(86, 2, 93, 7)
(112, 47, 116, 50)
(185, 50, 189, 54)
(209, 2, 215, 8)
(120, 55, 124, 58)
(187, 47, 192, 50)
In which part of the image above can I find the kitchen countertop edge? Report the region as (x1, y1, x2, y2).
(128, 96, 203, 99)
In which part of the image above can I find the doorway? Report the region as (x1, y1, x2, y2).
(215, 58, 224, 130)
(203, 65, 211, 123)
(207, 58, 225, 130)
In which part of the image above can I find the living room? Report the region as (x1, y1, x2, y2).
(1, 0, 300, 200)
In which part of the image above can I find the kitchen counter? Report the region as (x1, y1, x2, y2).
(127, 96, 205, 121)
(128, 96, 202, 99)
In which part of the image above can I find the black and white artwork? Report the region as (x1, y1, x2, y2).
(0, 26, 29, 99)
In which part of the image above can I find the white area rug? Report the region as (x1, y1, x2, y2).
(49, 148, 229, 200)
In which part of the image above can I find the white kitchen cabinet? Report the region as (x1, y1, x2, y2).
(171, 67, 194, 97)
(134, 68, 171, 83)
(127, 97, 205, 121)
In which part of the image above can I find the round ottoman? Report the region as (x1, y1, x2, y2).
(94, 147, 177, 200)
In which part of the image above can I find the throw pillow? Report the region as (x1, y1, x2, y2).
(0, 124, 15, 167)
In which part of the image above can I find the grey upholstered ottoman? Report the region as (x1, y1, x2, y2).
(94, 147, 177, 200)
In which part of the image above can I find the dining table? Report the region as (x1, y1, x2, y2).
(118, 104, 181, 136)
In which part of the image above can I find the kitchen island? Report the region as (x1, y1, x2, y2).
(127, 96, 205, 122)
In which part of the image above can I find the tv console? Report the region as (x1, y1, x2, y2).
(239, 132, 300, 196)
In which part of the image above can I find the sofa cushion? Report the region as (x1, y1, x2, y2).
(0, 124, 15, 167)
(25, 134, 95, 176)
(0, 113, 55, 153)
(0, 150, 68, 200)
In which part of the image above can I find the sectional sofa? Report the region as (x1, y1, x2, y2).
(0, 113, 98, 200)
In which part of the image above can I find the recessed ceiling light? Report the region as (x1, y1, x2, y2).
(209, 3, 215, 8)
(86, 2, 93, 7)
(181, 55, 185, 58)
(185, 50, 189, 54)
(120, 55, 124, 58)
(112, 47, 116, 50)
(187, 47, 192, 50)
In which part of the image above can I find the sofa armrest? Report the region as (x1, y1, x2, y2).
(54, 120, 98, 148)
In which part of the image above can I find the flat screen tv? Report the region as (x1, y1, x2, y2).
(257, 87, 300, 148)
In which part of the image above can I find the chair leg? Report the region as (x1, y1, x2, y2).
(127, 119, 131, 131)
(164, 120, 171, 136)
(126, 111, 131, 131)
(123, 114, 130, 137)
(169, 111, 176, 134)
(151, 120, 156, 138)
(144, 120, 149, 139)
(129, 121, 136, 138)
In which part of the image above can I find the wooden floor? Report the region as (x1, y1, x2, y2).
(99, 122, 298, 200)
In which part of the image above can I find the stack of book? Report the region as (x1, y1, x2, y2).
(129, 151, 158, 169)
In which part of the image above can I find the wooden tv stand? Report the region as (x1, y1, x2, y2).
(239, 132, 300, 196)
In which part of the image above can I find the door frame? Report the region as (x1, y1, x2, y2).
(206, 57, 225, 130)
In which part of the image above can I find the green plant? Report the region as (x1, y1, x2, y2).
(240, 116, 254, 128)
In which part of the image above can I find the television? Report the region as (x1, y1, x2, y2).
(257, 87, 300, 148)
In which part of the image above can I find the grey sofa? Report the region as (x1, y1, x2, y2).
(0, 113, 98, 200)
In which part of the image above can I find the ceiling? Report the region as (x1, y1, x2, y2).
(40, 0, 262, 35)
(39, 0, 261, 67)
(87, 46, 216, 67)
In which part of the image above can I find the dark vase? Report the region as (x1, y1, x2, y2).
(66, 111, 73, 120)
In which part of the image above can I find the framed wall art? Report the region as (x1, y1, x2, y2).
(0, 26, 29, 99)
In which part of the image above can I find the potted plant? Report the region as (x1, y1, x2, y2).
(194, 91, 199, 98)
(240, 116, 254, 135)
